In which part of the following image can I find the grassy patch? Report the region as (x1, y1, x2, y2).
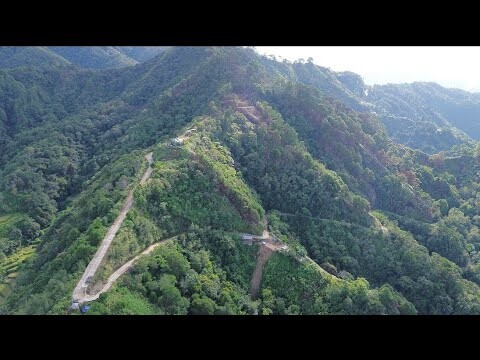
(0, 246, 36, 276)
(87, 286, 157, 315)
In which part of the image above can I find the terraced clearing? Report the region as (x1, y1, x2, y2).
(0, 245, 36, 305)
(0, 245, 36, 275)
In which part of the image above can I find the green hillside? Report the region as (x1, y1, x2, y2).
(114, 46, 166, 62)
(0, 46, 166, 70)
(48, 46, 138, 69)
(0, 47, 70, 68)
(257, 54, 478, 154)
(2, 47, 480, 315)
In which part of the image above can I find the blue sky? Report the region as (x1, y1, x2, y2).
(255, 47, 480, 92)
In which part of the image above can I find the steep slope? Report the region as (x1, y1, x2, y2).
(4, 46, 480, 315)
(369, 82, 480, 149)
(257, 53, 476, 154)
(48, 46, 138, 69)
(258, 57, 367, 112)
(0, 46, 166, 70)
(0, 47, 70, 68)
(262, 80, 433, 220)
(114, 46, 167, 62)
(0, 66, 141, 256)
(2, 115, 416, 315)
(0, 47, 221, 262)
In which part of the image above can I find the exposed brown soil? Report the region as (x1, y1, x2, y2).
(223, 95, 271, 125)
(250, 245, 273, 300)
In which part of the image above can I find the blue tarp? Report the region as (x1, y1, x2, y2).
(80, 305, 91, 314)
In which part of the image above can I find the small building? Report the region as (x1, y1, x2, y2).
(171, 138, 184, 146)
(70, 301, 80, 310)
(186, 128, 197, 134)
(242, 234, 253, 245)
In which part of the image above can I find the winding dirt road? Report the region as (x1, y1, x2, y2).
(72, 152, 153, 304)
(78, 237, 174, 303)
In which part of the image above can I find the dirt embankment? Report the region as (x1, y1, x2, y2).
(250, 245, 274, 300)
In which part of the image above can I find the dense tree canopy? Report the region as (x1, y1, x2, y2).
(3, 46, 480, 315)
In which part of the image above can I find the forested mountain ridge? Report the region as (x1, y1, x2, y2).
(113, 47, 169, 63)
(0, 47, 166, 70)
(2, 46, 480, 314)
(258, 55, 479, 154)
(0, 47, 70, 68)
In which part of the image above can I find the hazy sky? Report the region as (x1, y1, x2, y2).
(255, 47, 480, 92)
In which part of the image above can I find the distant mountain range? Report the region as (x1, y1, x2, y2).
(0, 46, 167, 70)
(258, 58, 480, 153)
(1, 46, 479, 154)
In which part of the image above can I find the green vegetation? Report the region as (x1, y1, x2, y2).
(0, 47, 166, 70)
(0, 213, 34, 257)
(94, 135, 265, 284)
(202, 103, 373, 227)
(113, 47, 166, 63)
(0, 47, 70, 68)
(262, 253, 416, 315)
(4, 46, 480, 315)
(369, 83, 480, 151)
(87, 287, 156, 315)
(0, 245, 36, 278)
(269, 209, 480, 314)
(0, 274, 17, 306)
(1, 152, 148, 314)
(92, 209, 162, 284)
(258, 54, 477, 154)
(91, 231, 259, 315)
(89, 227, 415, 315)
(0, 245, 36, 305)
(48, 47, 138, 69)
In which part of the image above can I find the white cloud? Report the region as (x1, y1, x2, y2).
(255, 46, 480, 92)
